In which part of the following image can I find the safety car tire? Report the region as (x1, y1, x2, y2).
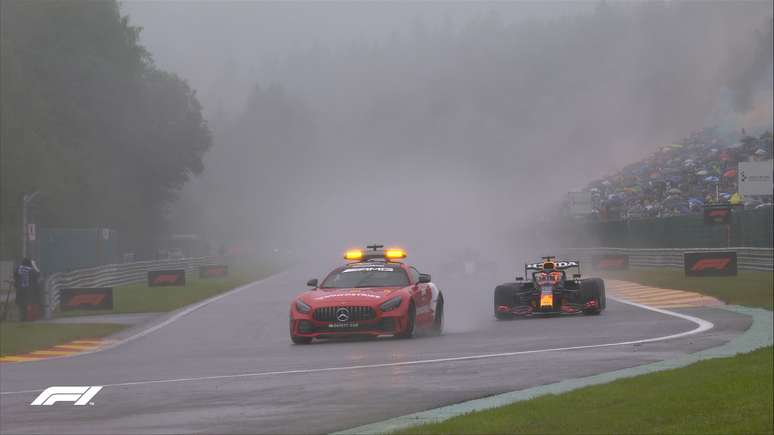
(397, 301, 416, 339)
(291, 335, 312, 345)
(428, 294, 444, 336)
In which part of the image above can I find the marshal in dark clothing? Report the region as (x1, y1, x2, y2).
(13, 258, 40, 321)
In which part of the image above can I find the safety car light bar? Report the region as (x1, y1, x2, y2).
(384, 248, 407, 259)
(343, 246, 407, 261)
(344, 249, 364, 260)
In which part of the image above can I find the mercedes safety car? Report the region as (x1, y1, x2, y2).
(289, 245, 444, 344)
(494, 257, 605, 319)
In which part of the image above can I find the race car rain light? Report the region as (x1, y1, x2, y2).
(384, 248, 407, 260)
(344, 249, 364, 261)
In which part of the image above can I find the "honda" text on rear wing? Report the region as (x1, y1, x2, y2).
(523, 259, 581, 279)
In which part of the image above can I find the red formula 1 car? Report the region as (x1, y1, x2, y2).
(494, 256, 606, 319)
(289, 245, 444, 344)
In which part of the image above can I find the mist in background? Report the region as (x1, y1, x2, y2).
(122, 1, 773, 287)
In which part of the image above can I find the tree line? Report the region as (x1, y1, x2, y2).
(1, 0, 212, 260)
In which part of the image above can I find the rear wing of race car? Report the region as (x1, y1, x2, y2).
(522, 259, 582, 280)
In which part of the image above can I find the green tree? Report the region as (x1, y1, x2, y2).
(0, 0, 211, 260)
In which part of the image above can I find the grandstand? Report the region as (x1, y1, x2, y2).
(572, 129, 773, 221)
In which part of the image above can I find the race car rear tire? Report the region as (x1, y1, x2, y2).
(495, 311, 514, 320)
(494, 284, 517, 320)
(397, 301, 416, 339)
(581, 278, 606, 315)
(291, 335, 312, 345)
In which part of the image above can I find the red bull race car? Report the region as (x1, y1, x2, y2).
(494, 256, 605, 319)
(289, 245, 444, 344)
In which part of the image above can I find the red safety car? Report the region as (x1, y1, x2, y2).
(289, 245, 444, 344)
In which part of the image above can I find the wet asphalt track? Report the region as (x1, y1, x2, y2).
(0, 269, 752, 434)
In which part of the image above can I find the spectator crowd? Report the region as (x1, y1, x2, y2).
(571, 129, 773, 221)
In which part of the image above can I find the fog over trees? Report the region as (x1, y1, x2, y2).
(2, 1, 772, 265)
(1, 1, 211, 258)
(156, 1, 772, 260)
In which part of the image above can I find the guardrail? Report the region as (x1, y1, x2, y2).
(0, 261, 13, 291)
(43, 257, 218, 318)
(561, 247, 773, 272)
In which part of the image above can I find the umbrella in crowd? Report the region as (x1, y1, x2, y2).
(667, 175, 682, 183)
(577, 128, 772, 219)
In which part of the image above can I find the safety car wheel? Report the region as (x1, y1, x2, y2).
(291, 335, 312, 345)
(429, 294, 444, 336)
(397, 301, 416, 339)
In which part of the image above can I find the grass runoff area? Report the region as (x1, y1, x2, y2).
(601, 268, 773, 310)
(400, 347, 773, 435)
(398, 269, 773, 434)
(0, 264, 274, 356)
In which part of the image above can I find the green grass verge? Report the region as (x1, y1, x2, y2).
(399, 346, 774, 435)
(0, 323, 125, 356)
(56, 264, 273, 316)
(601, 268, 773, 310)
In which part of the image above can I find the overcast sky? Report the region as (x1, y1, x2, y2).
(122, 1, 593, 113)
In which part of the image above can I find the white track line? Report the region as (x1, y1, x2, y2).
(0, 296, 713, 396)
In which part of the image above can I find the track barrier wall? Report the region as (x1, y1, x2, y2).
(43, 257, 219, 319)
(561, 208, 772, 248)
(562, 247, 772, 273)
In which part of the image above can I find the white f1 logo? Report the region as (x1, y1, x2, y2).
(30, 386, 103, 406)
